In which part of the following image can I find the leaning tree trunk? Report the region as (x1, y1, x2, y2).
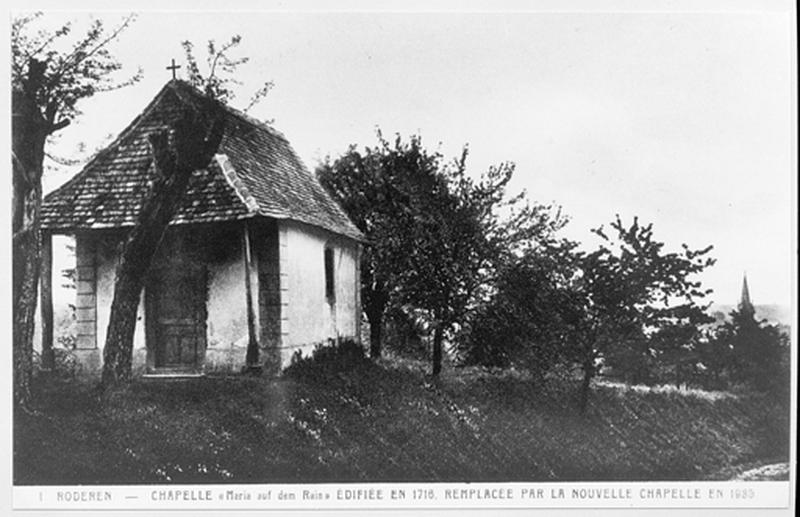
(101, 108, 224, 387)
(12, 179, 42, 409)
(11, 61, 63, 407)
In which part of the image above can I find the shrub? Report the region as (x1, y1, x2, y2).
(457, 306, 565, 388)
(284, 338, 369, 380)
(693, 309, 791, 403)
(32, 347, 81, 379)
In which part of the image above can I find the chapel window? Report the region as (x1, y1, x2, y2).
(324, 246, 335, 303)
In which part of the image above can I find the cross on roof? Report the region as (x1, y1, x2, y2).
(166, 58, 181, 80)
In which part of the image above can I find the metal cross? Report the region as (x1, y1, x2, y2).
(166, 58, 181, 80)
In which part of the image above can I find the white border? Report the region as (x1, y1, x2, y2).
(12, 482, 793, 510)
(4, 1, 797, 516)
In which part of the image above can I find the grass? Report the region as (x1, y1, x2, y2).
(14, 353, 790, 484)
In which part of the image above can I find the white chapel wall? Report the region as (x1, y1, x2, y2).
(204, 225, 249, 373)
(45, 221, 359, 376)
(278, 220, 361, 366)
(93, 233, 148, 374)
(70, 225, 252, 376)
(57, 231, 148, 377)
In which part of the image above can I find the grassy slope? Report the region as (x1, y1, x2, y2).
(14, 357, 789, 484)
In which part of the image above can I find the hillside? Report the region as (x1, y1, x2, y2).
(15, 355, 789, 484)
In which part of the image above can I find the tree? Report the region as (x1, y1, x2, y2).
(393, 148, 567, 376)
(101, 106, 224, 386)
(11, 13, 140, 406)
(689, 306, 789, 398)
(566, 216, 715, 411)
(457, 237, 579, 379)
(181, 35, 273, 113)
(466, 216, 717, 409)
(719, 308, 790, 398)
(692, 328, 735, 390)
(319, 134, 566, 373)
(317, 134, 444, 358)
(386, 148, 469, 375)
(646, 304, 713, 387)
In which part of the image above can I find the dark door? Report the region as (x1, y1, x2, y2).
(146, 258, 207, 373)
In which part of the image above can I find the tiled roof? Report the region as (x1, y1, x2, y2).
(42, 80, 363, 241)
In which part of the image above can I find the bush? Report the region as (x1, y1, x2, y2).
(32, 347, 81, 379)
(284, 338, 369, 380)
(692, 309, 791, 403)
(455, 253, 567, 379)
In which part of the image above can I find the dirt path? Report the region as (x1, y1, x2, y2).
(734, 463, 790, 481)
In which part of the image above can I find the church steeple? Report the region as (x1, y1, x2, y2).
(738, 273, 755, 317)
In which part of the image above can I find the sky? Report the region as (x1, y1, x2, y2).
(16, 2, 797, 308)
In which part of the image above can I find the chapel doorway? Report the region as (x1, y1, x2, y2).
(145, 231, 207, 373)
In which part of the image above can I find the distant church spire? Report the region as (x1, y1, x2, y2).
(739, 273, 755, 316)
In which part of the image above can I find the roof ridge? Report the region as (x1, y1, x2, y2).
(213, 154, 259, 213)
(168, 80, 291, 144)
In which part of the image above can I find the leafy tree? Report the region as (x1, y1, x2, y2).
(319, 134, 565, 374)
(393, 148, 567, 376)
(457, 237, 579, 379)
(440, 213, 716, 404)
(718, 308, 790, 399)
(389, 148, 475, 375)
(560, 216, 714, 411)
(11, 12, 140, 406)
(317, 134, 444, 358)
(646, 305, 713, 387)
(181, 35, 273, 112)
(691, 328, 735, 390)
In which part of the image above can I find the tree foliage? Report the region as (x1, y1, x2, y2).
(566, 216, 715, 410)
(319, 133, 567, 375)
(317, 134, 445, 358)
(181, 34, 273, 112)
(462, 215, 716, 410)
(457, 238, 579, 378)
(699, 308, 791, 400)
(11, 13, 142, 123)
(397, 153, 568, 375)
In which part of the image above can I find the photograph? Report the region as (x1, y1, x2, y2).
(8, 1, 796, 513)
